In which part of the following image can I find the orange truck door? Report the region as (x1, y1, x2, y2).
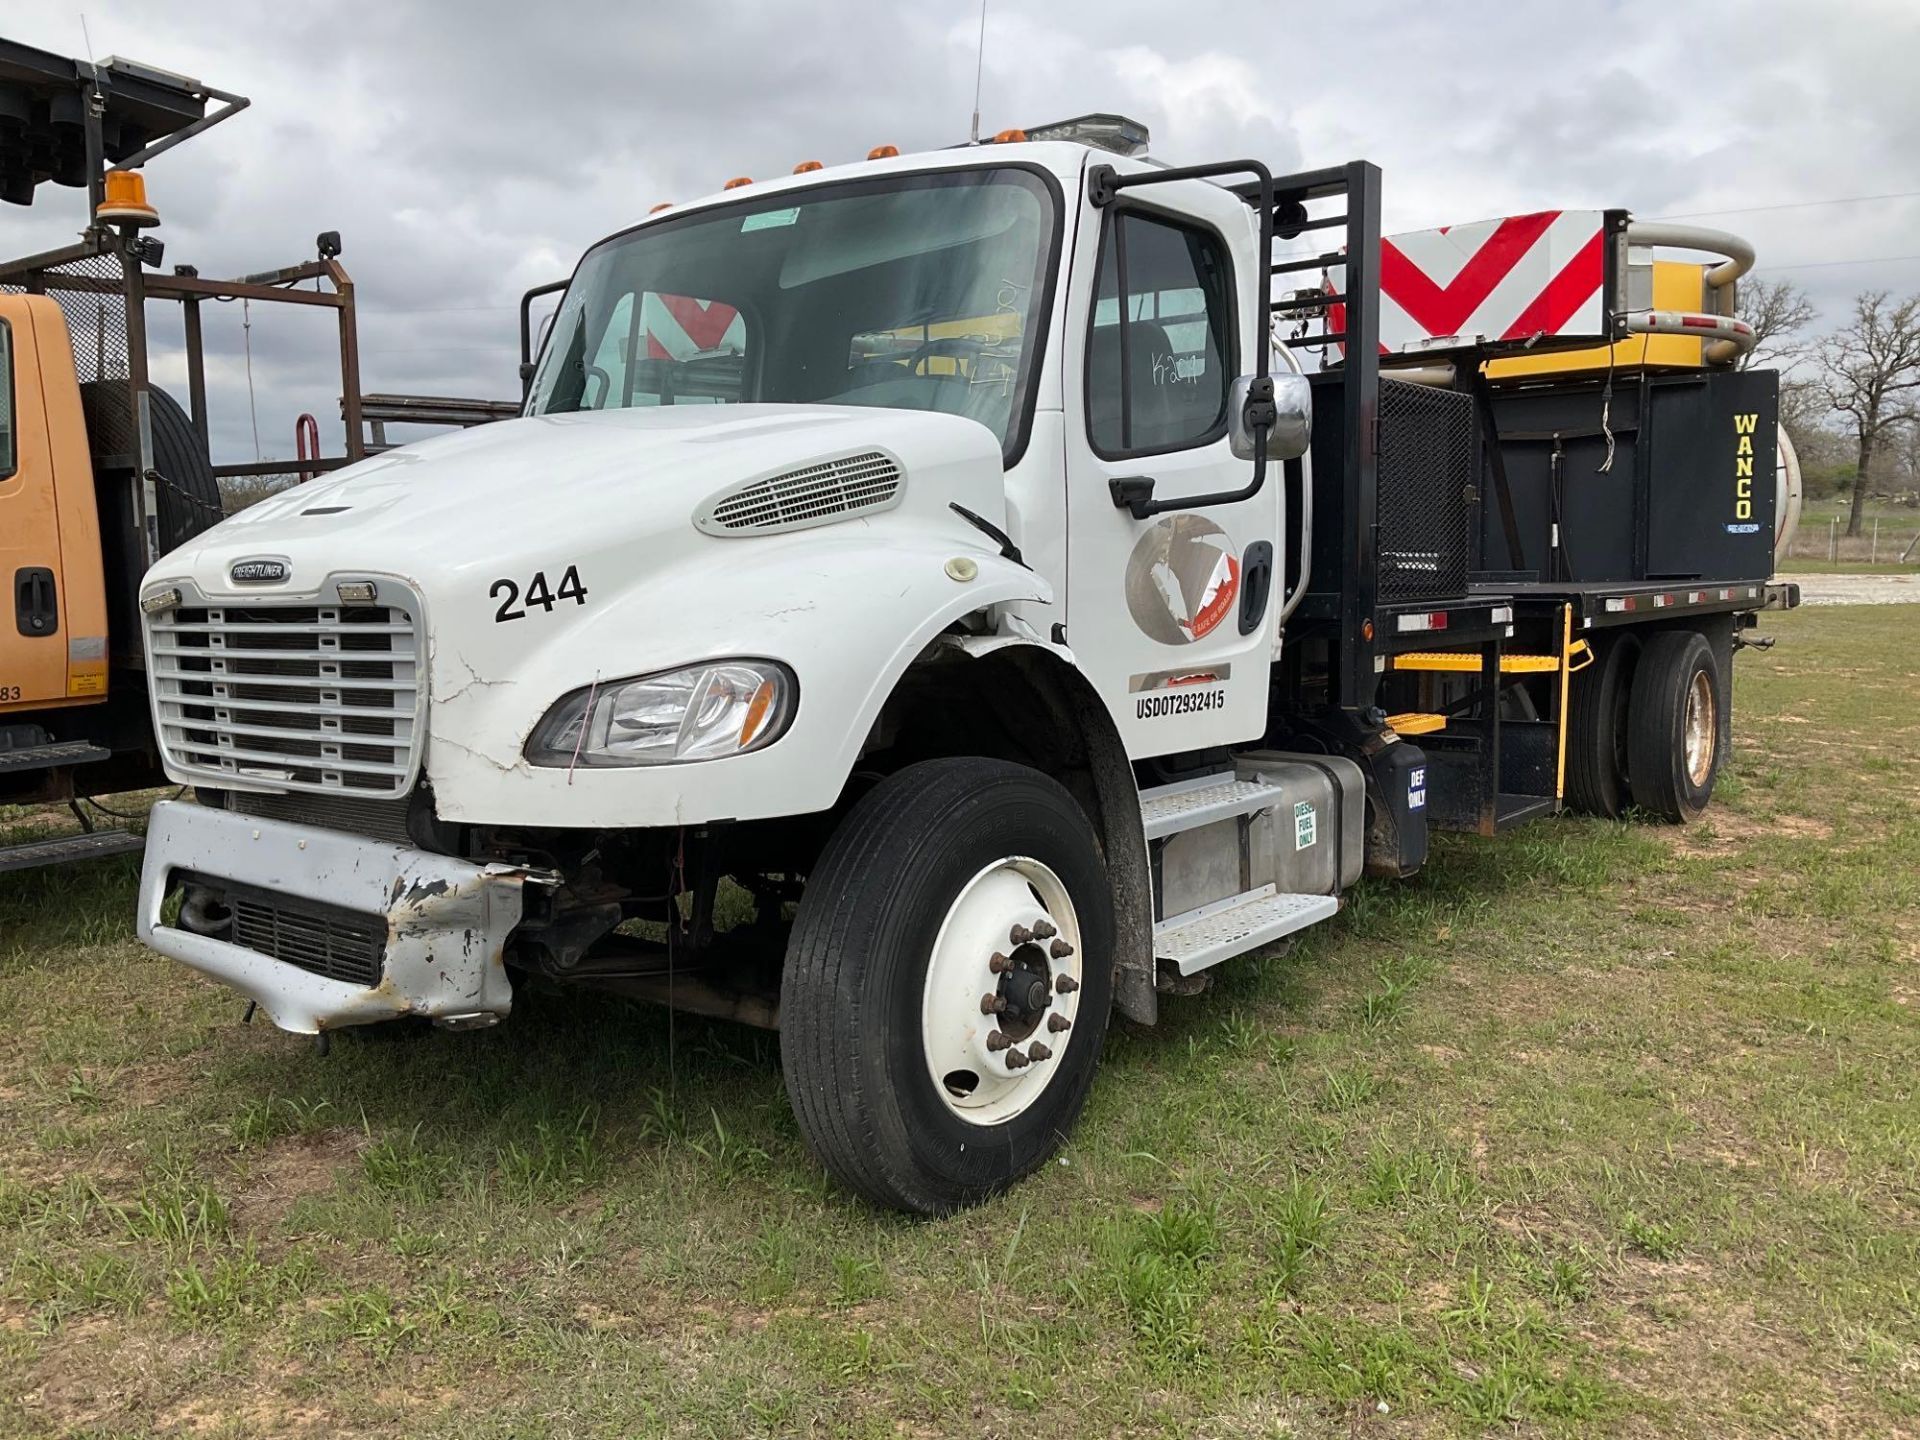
(0, 296, 109, 714)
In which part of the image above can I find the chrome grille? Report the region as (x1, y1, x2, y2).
(696, 451, 902, 535)
(148, 589, 423, 797)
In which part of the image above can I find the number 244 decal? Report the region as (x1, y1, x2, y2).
(491, 566, 588, 623)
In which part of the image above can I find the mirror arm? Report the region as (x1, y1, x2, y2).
(1107, 435, 1272, 520)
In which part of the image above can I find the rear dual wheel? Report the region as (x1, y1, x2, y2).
(780, 757, 1112, 1214)
(1565, 627, 1727, 823)
(1627, 629, 1727, 823)
(1564, 632, 1641, 819)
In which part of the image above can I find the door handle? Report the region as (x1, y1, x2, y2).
(14, 566, 58, 637)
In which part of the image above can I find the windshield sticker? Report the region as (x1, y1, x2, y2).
(742, 208, 801, 232)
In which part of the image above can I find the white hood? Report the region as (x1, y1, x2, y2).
(144, 403, 1052, 828)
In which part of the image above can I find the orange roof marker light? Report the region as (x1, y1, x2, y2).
(867, 144, 899, 160)
(649, 202, 673, 214)
(97, 168, 159, 227)
(992, 128, 1028, 144)
(723, 176, 753, 190)
(792, 160, 823, 174)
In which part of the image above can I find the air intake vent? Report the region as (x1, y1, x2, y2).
(695, 450, 903, 536)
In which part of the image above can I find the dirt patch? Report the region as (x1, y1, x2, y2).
(161, 1394, 335, 1435)
(229, 1127, 369, 1232)
(1791, 573, 1920, 607)
(1665, 809, 1833, 859)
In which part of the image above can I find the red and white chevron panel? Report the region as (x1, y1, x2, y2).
(640, 292, 746, 361)
(1372, 210, 1610, 354)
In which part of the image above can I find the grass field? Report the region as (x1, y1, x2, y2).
(2, 605, 1916, 1438)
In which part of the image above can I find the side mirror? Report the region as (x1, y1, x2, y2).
(1228, 372, 1312, 462)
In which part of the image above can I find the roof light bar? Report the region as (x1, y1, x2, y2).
(1021, 112, 1150, 157)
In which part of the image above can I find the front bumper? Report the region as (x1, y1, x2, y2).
(137, 800, 550, 1034)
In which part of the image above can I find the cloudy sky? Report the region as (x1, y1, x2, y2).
(8, 0, 1919, 466)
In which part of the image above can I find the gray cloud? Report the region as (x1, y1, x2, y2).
(9, 0, 1918, 465)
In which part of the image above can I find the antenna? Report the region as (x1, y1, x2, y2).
(79, 13, 96, 64)
(969, 0, 988, 144)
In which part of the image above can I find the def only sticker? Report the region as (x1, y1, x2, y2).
(1409, 767, 1427, 811)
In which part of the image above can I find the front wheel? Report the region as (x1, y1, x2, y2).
(780, 757, 1114, 1213)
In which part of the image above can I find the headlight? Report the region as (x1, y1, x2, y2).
(526, 660, 796, 768)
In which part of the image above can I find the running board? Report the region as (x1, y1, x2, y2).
(1139, 773, 1291, 841)
(0, 829, 146, 875)
(0, 740, 113, 775)
(1153, 886, 1340, 977)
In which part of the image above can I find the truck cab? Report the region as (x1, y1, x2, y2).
(134, 117, 1795, 1212)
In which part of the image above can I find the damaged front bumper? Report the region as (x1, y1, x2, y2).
(137, 799, 551, 1035)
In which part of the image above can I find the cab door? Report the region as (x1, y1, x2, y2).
(1063, 181, 1280, 758)
(0, 298, 107, 713)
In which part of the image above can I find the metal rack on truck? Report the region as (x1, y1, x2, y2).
(0, 37, 510, 873)
(125, 112, 1800, 1212)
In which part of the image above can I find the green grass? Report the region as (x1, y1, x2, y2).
(1777, 557, 1919, 575)
(1, 606, 1916, 1437)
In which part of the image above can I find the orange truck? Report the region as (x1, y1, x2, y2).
(0, 38, 393, 872)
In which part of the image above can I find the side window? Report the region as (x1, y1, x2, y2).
(1087, 212, 1234, 456)
(0, 319, 15, 479)
(586, 291, 749, 407)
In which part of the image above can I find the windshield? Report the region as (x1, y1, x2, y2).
(526, 167, 1059, 460)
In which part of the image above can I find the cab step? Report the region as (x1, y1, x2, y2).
(1153, 885, 1340, 977)
(1386, 711, 1448, 736)
(1139, 773, 1289, 840)
(0, 740, 114, 775)
(0, 829, 146, 875)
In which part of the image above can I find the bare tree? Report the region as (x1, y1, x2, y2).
(1816, 291, 1920, 536)
(1778, 378, 1851, 487)
(1737, 275, 1817, 371)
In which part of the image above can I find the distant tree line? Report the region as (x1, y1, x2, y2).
(1738, 277, 1920, 535)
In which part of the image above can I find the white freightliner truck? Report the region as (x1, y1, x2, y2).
(133, 114, 1798, 1212)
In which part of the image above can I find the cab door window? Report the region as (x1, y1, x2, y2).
(1087, 212, 1234, 457)
(0, 319, 16, 479)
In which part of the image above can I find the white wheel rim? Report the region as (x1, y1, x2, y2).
(919, 856, 1084, 1126)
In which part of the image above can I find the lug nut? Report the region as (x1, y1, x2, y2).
(980, 993, 1007, 1015)
(1032, 918, 1057, 940)
(1047, 1013, 1071, 1033)
(1050, 938, 1074, 959)
(1027, 1042, 1052, 1062)
(989, 952, 1012, 974)
(986, 1030, 1011, 1052)
(1009, 924, 1033, 946)
(1005, 1047, 1030, 1070)
(1054, 974, 1079, 995)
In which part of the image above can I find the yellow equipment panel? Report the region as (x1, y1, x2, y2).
(1487, 260, 1711, 379)
(0, 296, 109, 713)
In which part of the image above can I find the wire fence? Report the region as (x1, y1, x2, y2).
(1787, 514, 1920, 565)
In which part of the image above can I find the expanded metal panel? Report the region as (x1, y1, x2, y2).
(696, 451, 902, 535)
(0, 248, 130, 385)
(148, 592, 424, 797)
(1375, 379, 1475, 603)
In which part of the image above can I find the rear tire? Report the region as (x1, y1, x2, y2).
(1627, 629, 1724, 823)
(80, 380, 223, 553)
(1564, 632, 1640, 818)
(780, 757, 1114, 1214)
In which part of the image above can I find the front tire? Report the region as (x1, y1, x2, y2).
(1627, 629, 1725, 822)
(780, 757, 1114, 1213)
